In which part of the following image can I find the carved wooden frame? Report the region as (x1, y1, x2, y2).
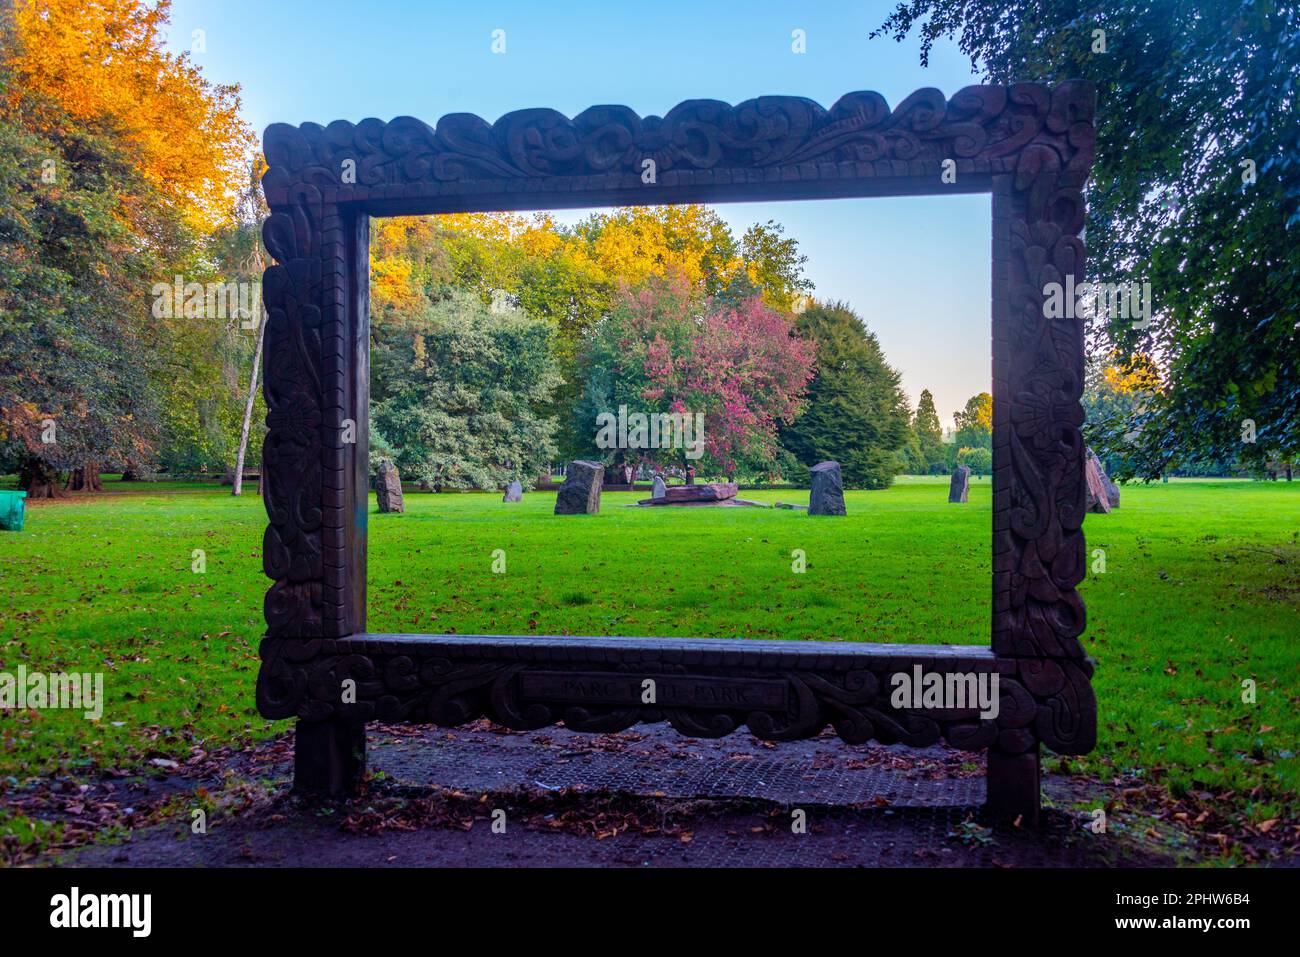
(256, 83, 1097, 822)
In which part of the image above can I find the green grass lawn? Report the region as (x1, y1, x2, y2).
(1, 476, 1296, 851)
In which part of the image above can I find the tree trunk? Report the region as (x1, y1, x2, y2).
(66, 461, 102, 492)
(19, 456, 63, 499)
(232, 308, 267, 501)
(121, 461, 138, 482)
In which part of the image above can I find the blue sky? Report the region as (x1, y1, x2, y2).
(167, 0, 990, 429)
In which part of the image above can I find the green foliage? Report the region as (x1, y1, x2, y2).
(575, 279, 815, 477)
(779, 302, 911, 489)
(370, 209, 819, 462)
(957, 445, 992, 476)
(911, 388, 948, 473)
(371, 291, 561, 490)
(952, 392, 993, 456)
(896, 427, 928, 474)
(0, 47, 263, 480)
(0, 82, 170, 476)
(1083, 355, 1151, 477)
(738, 220, 815, 312)
(160, 160, 270, 474)
(368, 424, 397, 472)
(874, 0, 1300, 477)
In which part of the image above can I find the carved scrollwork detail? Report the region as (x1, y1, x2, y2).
(998, 81, 1095, 681)
(260, 83, 1093, 197)
(256, 639, 1031, 753)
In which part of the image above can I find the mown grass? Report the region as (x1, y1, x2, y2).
(0, 476, 1295, 839)
(364, 477, 993, 642)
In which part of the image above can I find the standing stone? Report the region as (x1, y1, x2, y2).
(652, 475, 667, 499)
(502, 479, 523, 502)
(1086, 447, 1120, 509)
(948, 465, 971, 503)
(1084, 453, 1112, 514)
(554, 460, 603, 514)
(375, 461, 404, 513)
(808, 461, 846, 516)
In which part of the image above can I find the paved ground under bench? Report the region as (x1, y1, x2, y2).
(67, 722, 1168, 867)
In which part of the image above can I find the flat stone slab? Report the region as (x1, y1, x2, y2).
(634, 497, 770, 507)
(658, 482, 737, 503)
(371, 723, 985, 807)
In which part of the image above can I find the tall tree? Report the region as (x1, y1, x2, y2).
(1082, 352, 1160, 474)
(738, 220, 815, 312)
(0, 81, 168, 493)
(912, 389, 946, 473)
(576, 278, 815, 478)
(12, 0, 253, 232)
(779, 301, 911, 489)
(953, 392, 993, 452)
(226, 159, 270, 495)
(1, 0, 254, 489)
(371, 291, 561, 491)
(873, 0, 1300, 478)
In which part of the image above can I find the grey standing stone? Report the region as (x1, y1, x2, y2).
(808, 461, 846, 516)
(554, 460, 604, 514)
(948, 465, 970, 503)
(502, 479, 523, 502)
(1084, 452, 1112, 514)
(652, 475, 667, 499)
(1086, 447, 1120, 509)
(375, 461, 405, 513)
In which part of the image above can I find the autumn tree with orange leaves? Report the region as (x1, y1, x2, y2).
(0, 0, 254, 493)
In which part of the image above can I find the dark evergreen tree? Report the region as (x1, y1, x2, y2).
(779, 301, 910, 489)
(912, 389, 946, 474)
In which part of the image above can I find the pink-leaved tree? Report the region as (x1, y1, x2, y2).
(578, 276, 815, 478)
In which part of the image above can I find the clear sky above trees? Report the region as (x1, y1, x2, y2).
(161, 0, 993, 429)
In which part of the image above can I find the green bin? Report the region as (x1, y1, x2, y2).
(0, 490, 27, 531)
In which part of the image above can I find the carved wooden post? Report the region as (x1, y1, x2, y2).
(986, 84, 1099, 821)
(257, 127, 372, 796)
